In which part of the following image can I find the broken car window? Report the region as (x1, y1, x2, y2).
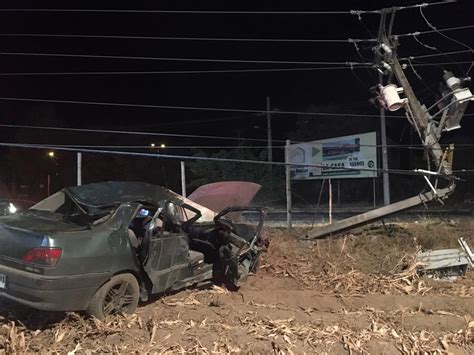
(29, 191, 114, 225)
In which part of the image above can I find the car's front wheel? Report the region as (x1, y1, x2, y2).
(86, 273, 140, 320)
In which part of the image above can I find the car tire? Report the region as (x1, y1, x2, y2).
(86, 273, 140, 320)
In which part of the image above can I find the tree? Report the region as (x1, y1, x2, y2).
(187, 143, 285, 204)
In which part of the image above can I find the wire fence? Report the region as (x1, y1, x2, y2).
(2, 143, 473, 216)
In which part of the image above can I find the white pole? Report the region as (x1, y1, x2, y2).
(285, 140, 292, 231)
(328, 178, 333, 224)
(373, 177, 376, 207)
(77, 152, 82, 186)
(180, 161, 186, 197)
(379, 72, 390, 205)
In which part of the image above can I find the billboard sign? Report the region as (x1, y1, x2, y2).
(289, 132, 377, 180)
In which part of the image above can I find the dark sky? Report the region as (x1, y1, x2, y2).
(0, 0, 472, 144)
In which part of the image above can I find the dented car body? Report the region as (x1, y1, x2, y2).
(0, 181, 266, 319)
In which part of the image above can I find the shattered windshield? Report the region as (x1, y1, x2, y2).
(30, 190, 115, 224)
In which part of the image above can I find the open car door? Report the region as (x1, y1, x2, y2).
(141, 201, 201, 294)
(214, 206, 266, 253)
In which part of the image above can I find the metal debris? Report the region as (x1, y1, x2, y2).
(417, 237, 473, 277)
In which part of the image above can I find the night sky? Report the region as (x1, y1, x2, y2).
(0, 0, 472, 204)
(0, 0, 472, 142)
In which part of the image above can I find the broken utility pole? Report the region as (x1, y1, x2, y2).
(304, 3, 473, 240)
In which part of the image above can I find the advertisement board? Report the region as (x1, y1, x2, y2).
(289, 132, 377, 180)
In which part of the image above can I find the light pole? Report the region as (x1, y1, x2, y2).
(47, 151, 56, 196)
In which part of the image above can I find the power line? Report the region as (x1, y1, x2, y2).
(0, 123, 285, 143)
(405, 50, 473, 60)
(0, 97, 410, 117)
(419, 6, 474, 75)
(0, 97, 472, 118)
(0, 2, 454, 14)
(0, 141, 454, 178)
(46, 144, 279, 149)
(394, 1, 457, 10)
(0, 9, 378, 15)
(454, 169, 474, 173)
(3, 122, 474, 147)
(0, 51, 469, 69)
(23, 143, 474, 151)
(402, 60, 471, 67)
(395, 24, 474, 38)
(0, 51, 372, 66)
(0, 33, 376, 43)
(0, 24, 470, 44)
(0, 66, 376, 76)
(0, 61, 470, 77)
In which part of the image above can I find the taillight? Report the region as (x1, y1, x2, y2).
(22, 248, 62, 266)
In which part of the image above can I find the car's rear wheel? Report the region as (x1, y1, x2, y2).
(86, 273, 140, 320)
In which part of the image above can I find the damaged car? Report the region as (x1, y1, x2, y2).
(0, 181, 266, 319)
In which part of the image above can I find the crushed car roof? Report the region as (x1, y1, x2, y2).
(67, 181, 181, 207)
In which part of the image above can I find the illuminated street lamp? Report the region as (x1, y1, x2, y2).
(150, 143, 156, 148)
(160, 143, 166, 148)
(47, 151, 55, 158)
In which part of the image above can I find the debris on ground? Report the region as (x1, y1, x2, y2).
(0, 218, 473, 353)
(417, 237, 474, 278)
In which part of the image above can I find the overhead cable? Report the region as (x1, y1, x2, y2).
(23, 143, 474, 151)
(0, 98, 407, 117)
(405, 49, 473, 60)
(0, 66, 376, 76)
(0, 33, 376, 43)
(0, 124, 285, 143)
(0, 51, 372, 66)
(1, 24, 470, 44)
(0, 97, 472, 118)
(0, 52, 469, 70)
(0, 62, 470, 76)
(0, 2, 454, 14)
(395, 1, 457, 11)
(419, 6, 474, 75)
(0, 9, 378, 15)
(0, 142, 453, 178)
(395, 24, 474, 38)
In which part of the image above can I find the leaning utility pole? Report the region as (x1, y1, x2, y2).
(375, 8, 462, 176)
(376, 10, 391, 206)
(304, 3, 473, 240)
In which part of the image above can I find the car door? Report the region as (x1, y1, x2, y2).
(142, 201, 199, 293)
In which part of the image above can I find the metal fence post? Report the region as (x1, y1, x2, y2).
(285, 140, 292, 232)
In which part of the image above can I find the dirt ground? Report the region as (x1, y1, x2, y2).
(1, 217, 473, 354)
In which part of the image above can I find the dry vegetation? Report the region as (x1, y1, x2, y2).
(1, 217, 473, 354)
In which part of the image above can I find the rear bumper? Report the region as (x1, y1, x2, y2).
(0, 264, 111, 311)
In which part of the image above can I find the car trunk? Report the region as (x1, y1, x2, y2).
(0, 211, 85, 260)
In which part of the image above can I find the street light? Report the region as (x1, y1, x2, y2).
(150, 143, 156, 148)
(160, 143, 166, 148)
(47, 151, 55, 158)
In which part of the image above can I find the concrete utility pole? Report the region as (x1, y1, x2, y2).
(266, 96, 273, 162)
(180, 161, 186, 197)
(377, 8, 451, 176)
(376, 13, 391, 206)
(379, 72, 390, 205)
(305, 1, 468, 240)
(285, 139, 292, 231)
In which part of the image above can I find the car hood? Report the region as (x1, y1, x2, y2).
(0, 211, 87, 234)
